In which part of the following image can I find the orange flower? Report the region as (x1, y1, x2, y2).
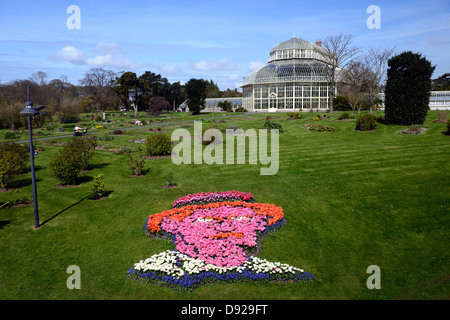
(146, 201, 284, 233)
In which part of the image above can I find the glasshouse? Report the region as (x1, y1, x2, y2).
(241, 37, 341, 112)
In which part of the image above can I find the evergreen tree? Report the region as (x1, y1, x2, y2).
(185, 78, 208, 115)
(384, 51, 435, 125)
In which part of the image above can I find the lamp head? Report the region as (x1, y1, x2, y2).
(21, 101, 39, 115)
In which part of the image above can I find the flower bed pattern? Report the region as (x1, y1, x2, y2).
(128, 191, 314, 291)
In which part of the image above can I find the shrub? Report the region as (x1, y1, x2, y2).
(128, 149, 146, 176)
(145, 133, 172, 156)
(339, 112, 350, 120)
(287, 112, 303, 120)
(263, 121, 284, 133)
(234, 106, 247, 112)
(0, 142, 29, 188)
(4, 132, 18, 139)
(60, 114, 80, 124)
(355, 114, 377, 131)
(50, 136, 97, 184)
(334, 95, 352, 111)
(92, 174, 106, 199)
(313, 116, 320, 121)
(50, 147, 82, 185)
(70, 136, 97, 171)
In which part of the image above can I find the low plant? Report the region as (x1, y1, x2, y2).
(263, 121, 284, 133)
(303, 124, 335, 132)
(4, 132, 18, 139)
(437, 111, 448, 123)
(338, 112, 350, 120)
(234, 106, 247, 112)
(92, 174, 106, 199)
(287, 112, 303, 120)
(128, 149, 146, 176)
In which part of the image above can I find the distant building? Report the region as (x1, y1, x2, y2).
(179, 97, 243, 112)
(377, 91, 450, 110)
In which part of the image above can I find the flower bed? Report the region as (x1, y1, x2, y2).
(128, 192, 314, 291)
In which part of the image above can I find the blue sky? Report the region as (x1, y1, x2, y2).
(1, 0, 449, 90)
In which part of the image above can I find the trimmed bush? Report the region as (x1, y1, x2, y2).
(355, 114, 377, 131)
(145, 133, 172, 156)
(50, 136, 97, 185)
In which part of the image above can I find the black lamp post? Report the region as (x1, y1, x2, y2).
(20, 86, 46, 229)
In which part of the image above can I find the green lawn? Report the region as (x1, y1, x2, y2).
(0, 111, 448, 299)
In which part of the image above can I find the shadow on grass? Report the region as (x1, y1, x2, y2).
(39, 194, 92, 227)
(0, 220, 11, 230)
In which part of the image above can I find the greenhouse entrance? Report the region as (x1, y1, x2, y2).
(269, 92, 278, 112)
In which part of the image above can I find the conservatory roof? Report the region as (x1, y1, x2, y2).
(241, 59, 341, 86)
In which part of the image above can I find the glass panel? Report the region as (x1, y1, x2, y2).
(261, 99, 268, 109)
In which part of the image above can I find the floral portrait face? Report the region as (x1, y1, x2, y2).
(128, 191, 314, 291)
(161, 205, 268, 268)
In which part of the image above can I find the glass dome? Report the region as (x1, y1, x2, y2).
(241, 59, 329, 86)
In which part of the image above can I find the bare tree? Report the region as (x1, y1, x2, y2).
(362, 47, 396, 113)
(30, 71, 48, 86)
(79, 68, 119, 111)
(322, 34, 360, 113)
(340, 61, 369, 115)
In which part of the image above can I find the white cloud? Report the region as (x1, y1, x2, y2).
(228, 74, 239, 81)
(194, 58, 237, 71)
(53, 46, 86, 65)
(50, 43, 140, 69)
(248, 61, 264, 71)
(86, 54, 141, 69)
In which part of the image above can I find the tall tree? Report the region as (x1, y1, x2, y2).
(384, 51, 435, 125)
(185, 78, 208, 115)
(116, 71, 143, 116)
(322, 34, 360, 113)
